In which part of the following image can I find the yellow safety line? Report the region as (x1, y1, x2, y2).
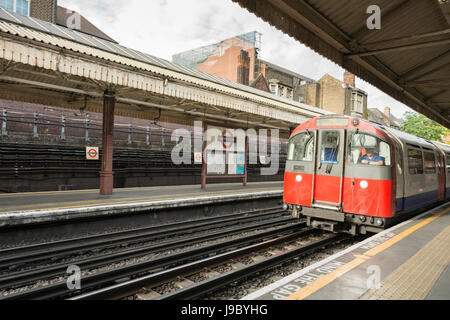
(285, 206, 450, 300)
(0, 181, 283, 198)
(0, 187, 282, 214)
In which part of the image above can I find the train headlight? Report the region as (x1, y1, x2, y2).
(360, 181, 368, 189)
(296, 175, 302, 182)
(376, 218, 384, 226)
(282, 203, 289, 211)
(359, 216, 366, 222)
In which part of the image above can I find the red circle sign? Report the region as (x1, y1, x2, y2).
(88, 148, 98, 158)
(222, 130, 234, 149)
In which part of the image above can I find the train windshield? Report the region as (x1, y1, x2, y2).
(287, 132, 314, 161)
(348, 132, 391, 166)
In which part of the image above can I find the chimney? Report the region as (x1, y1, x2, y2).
(344, 71, 355, 87)
(384, 107, 391, 126)
(30, 0, 57, 23)
(261, 62, 267, 79)
(237, 50, 250, 86)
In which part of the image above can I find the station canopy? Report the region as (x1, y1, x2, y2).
(232, 0, 450, 128)
(0, 9, 330, 137)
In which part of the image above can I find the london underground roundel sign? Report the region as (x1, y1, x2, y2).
(86, 147, 99, 160)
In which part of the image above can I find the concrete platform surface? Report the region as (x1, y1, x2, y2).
(243, 201, 450, 300)
(0, 181, 283, 226)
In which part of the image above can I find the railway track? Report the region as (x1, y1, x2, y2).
(0, 208, 304, 299)
(72, 231, 348, 300)
(0, 207, 288, 272)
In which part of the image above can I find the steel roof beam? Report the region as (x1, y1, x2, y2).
(405, 61, 450, 82)
(399, 50, 450, 80)
(347, 39, 450, 57)
(360, 29, 450, 48)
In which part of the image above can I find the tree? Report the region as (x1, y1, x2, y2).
(401, 112, 449, 143)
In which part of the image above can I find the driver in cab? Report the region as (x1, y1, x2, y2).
(360, 148, 384, 165)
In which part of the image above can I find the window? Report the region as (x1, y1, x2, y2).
(320, 131, 340, 164)
(0, 0, 14, 11)
(15, 0, 28, 15)
(269, 84, 276, 94)
(347, 132, 391, 166)
(287, 132, 314, 162)
(298, 96, 305, 103)
(286, 89, 293, 100)
(0, 0, 29, 15)
(424, 152, 436, 174)
(408, 149, 423, 175)
(351, 92, 364, 114)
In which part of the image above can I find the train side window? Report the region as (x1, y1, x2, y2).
(408, 149, 424, 175)
(287, 132, 314, 162)
(347, 133, 390, 166)
(424, 152, 436, 174)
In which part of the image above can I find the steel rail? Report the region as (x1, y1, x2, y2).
(157, 234, 347, 300)
(70, 228, 332, 300)
(0, 208, 286, 270)
(1, 221, 307, 300)
(0, 216, 298, 291)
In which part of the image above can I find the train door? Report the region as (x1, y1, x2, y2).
(394, 140, 405, 211)
(435, 148, 445, 201)
(312, 129, 345, 210)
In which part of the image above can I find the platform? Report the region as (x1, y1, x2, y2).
(0, 181, 283, 227)
(244, 201, 450, 300)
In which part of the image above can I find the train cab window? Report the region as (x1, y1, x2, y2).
(347, 133, 390, 166)
(424, 152, 436, 174)
(287, 132, 314, 162)
(408, 149, 424, 175)
(320, 131, 340, 163)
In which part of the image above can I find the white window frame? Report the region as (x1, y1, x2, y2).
(1, 0, 30, 15)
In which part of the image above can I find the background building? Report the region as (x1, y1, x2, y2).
(0, 0, 116, 42)
(173, 31, 261, 86)
(368, 107, 403, 129)
(173, 32, 369, 119)
(301, 72, 368, 118)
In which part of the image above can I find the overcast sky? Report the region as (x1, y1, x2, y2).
(58, 0, 413, 118)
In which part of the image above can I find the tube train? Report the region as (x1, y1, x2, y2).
(283, 115, 450, 235)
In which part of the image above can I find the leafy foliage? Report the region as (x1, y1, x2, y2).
(401, 112, 449, 143)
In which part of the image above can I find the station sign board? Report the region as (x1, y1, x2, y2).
(86, 147, 99, 160)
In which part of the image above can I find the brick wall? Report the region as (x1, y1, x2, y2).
(30, 0, 56, 23)
(318, 74, 346, 114)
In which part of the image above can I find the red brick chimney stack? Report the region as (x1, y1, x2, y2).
(237, 50, 250, 86)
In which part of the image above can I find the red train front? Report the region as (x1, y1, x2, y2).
(283, 115, 396, 235)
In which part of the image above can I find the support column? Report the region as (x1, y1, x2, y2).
(100, 91, 115, 195)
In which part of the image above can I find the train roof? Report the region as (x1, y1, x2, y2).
(294, 116, 449, 153)
(375, 124, 435, 149)
(433, 141, 450, 153)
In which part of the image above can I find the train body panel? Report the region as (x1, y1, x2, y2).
(284, 115, 449, 234)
